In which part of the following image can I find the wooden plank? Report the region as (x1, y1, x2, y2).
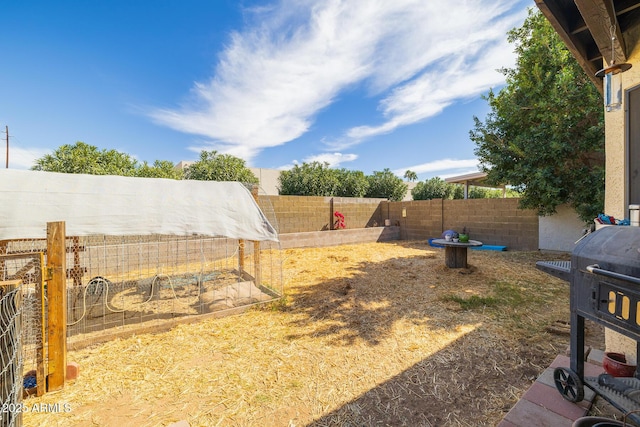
(67, 305, 252, 351)
(238, 239, 245, 274)
(535, 0, 604, 93)
(253, 241, 261, 287)
(0, 279, 22, 287)
(575, 0, 626, 63)
(46, 222, 67, 392)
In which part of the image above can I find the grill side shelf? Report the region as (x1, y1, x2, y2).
(536, 260, 571, 282)
(585, 376, 640, 424)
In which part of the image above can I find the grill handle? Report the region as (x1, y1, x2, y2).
(586, 264, 640, 286)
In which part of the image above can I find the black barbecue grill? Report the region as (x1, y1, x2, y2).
(537, 225, 640, 423)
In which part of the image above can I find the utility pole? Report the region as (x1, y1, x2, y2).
(5, 125, 8, 169)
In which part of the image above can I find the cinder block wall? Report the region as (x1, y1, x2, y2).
(268, 196, 328, 233)
(332, 197, 386, 229)
(386, 198, 538, 250)
(266, 196, 538, 251)
(267, 195, 386, 233)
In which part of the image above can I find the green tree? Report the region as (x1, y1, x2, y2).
(278, 162, 340, 196)
(32, 141, 139, 176)
(136, 160, 183, 179)
(365, 168, 408, 201)
(470, 9, 604, 222)
(184, 150, 258, 184)
(335, 169, 369, 197)
(452, 185, 465, 199)
(403, 170, 418, 182)
(411, 178, 467, 200)
(468, 187, 502, 199)
(412, 177, 456, 200)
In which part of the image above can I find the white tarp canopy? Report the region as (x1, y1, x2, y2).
(0, 169, 279, 242)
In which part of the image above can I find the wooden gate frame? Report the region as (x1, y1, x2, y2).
(0, 222, 75, 395)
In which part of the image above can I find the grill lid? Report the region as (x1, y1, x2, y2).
(573, 226, 640, 276)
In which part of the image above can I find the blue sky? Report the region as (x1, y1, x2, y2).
(2, 1, 530, 180)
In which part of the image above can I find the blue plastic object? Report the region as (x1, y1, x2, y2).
(428, 238, 445, 248)
(23, 375, 37, 389)
(470, 245, 507, 251)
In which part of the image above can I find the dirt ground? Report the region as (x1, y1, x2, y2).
(22, 241, 606, 426)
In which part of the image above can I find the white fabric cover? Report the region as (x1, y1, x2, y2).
(0, 169, 278, 242)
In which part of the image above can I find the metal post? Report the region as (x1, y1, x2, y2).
(629, 204, 639, 227)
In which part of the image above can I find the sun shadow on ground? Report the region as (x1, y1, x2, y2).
(283, 240, 540, 346)
(305, 328, 549, 426)
(277, 241, 583, 425)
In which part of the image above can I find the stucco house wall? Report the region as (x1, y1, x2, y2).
(538, 205, 587, 252)
(600, 26, 640, 363)
(605, 26, 640, 218)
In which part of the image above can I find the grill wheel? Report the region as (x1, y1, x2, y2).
(554, 367, 585, 402)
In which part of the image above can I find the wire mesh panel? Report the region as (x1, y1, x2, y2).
(0, 279, 22, 427)
(0, 251, 46, 427)
(65, 234, 283, 343)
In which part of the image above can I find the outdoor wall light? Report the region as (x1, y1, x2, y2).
(596, 25, 632, 112)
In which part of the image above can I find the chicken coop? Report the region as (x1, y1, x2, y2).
(0, 169, 282, 427)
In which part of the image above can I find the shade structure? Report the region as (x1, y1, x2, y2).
(0, 169, 279, 242)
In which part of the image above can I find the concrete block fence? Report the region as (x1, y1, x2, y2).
(266, 195, 387, 234)
(388, 198, 539, 250)
(266, 195, 539, 251)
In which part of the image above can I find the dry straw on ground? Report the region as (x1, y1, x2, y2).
(23, 241, 602, 426)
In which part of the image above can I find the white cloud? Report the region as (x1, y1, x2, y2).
(302, 152, 357, 167)
(277, 152, 357, 170)
(394, 158, 480, 178)
(149, 0, 528, 161)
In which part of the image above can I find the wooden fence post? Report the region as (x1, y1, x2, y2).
(46, 221, 67, 391)
(330, 198, 334, 230)
(251, 186, 262, 287)
(238, 239, 245, 275)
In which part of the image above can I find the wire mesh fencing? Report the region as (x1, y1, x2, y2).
(0, 183, 283, 422)
(0, 230, 282, 423)
(0, 250, 46, 427)
(65, 234, 282, 344)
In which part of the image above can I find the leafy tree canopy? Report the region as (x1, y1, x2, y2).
(279, 163, 408, 199)
(32, 141, 184, 179)
(136, 160, 183, 179)
(184, 150, 258, 184)
(365, 168, 408, 201)
(468, 187, 503, 199)
(32, 141, 139, 176)
(334, 169, 369, 197)
(412, 177, 460, 200)
(278, 162, 340, 196)
(470, 9, 604, 222)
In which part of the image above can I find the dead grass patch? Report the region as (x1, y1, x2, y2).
(23, 241, 601, 426)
